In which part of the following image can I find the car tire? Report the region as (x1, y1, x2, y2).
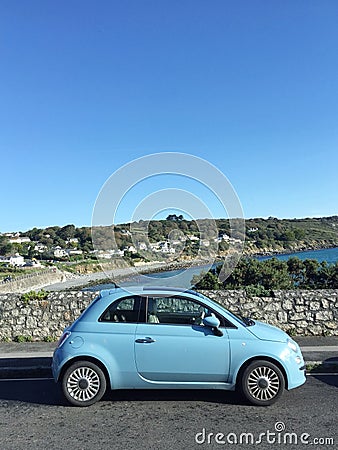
(62, 361, 107, 407)
(240, 360, 285, 406)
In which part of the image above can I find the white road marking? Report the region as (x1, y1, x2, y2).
(0, 377, 54, 381)
(301, 346, 338, 352)
(306, 373, 338, 376)
(0, 352, 53, 358)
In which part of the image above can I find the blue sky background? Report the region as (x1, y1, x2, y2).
(1, 1, 337, 231)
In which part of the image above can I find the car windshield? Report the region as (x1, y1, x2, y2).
(220, 308, 255, 327)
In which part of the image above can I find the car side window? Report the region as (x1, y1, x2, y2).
(146, 296, 225, 326)
(99, 296, 140, 323)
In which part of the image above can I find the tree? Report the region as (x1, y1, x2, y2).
(279, 230, 295, 242)
(25, 227, 43, 241)
(166, 214, 184, 222)
(302, 259, 320, 289)
(293, 228, 306, 240)
(58, 224, 76, 241)
(287, 257, 305, 286)
(218, 240, 229, 252)
(192, 271, 222, 289)
(0, 239, 13, 256)
(259, 258, 293, 290)
(316, 261, 331, 288)
(327, 263, 338, 288)
(215, 258, 293, 291)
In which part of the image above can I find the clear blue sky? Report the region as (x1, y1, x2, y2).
(1, 1, 337, 232)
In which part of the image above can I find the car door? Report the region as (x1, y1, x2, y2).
(134, 295, 230, 383)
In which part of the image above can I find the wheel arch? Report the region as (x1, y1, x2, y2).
(58, 356, 111, 389)
(235, 356, 288, 390)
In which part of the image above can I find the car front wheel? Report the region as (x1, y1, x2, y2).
(240, 360, 285, 406)
(62, 361, 107, 406)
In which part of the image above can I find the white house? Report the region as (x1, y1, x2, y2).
(97, 249, 125, 259)
(8, 236, 31, 244)
(66, 249, 83, 256)
(12, 254, 25, 266)
(67, 238, 79, 244)
(0, 254, 25, 267)
(149, 243, 161, 252)
(53, 247, 68, 258)
(220, 233, 231, 241)
(97, 251, 113, 260)
(121, 229, 132, 236)
(170, 239, 184, 246)
(159, 241, 176, 254)
(138, 242, 148, 251)
(34, 243, 47, 253)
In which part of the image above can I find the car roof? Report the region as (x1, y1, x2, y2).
(99, 285, 205, 298)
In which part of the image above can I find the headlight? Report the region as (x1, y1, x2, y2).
(287, 339, 298, 353)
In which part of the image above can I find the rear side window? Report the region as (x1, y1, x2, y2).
(99, 296, 141, 323)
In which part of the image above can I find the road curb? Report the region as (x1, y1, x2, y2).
(0, 359, 337, 380)
(0, 367, 52, 379)
(0, 356, 52, 379)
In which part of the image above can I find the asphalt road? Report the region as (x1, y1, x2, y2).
(44, 262, 167, 291)
(0, 375, 336, 450)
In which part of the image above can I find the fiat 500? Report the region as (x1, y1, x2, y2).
(52, 287, 306, 406)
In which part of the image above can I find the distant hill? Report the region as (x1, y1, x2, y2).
(1, 215, 337, 261)
(242, 215, 338, 255)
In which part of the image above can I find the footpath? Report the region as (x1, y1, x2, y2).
(0, 337, 337, 379)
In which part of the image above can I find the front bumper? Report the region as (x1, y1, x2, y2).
(285, 347, 306, 390)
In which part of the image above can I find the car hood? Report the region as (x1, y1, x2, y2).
(247, 320, 289, 343)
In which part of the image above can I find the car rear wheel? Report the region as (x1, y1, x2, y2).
(62, 361, 107, 406)
(240, 360, 285, 406)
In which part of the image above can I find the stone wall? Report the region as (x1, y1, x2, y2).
(204, 290, 338, 337)
(0, 291, 97, 341)
(0, 289, 337, 341)
(0, 269, 66, 294)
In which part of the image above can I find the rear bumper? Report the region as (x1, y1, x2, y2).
(51, 347, 70, 382)
(51, 349, 60, 381)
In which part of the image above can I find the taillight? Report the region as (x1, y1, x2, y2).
(57, 331, 71, 348)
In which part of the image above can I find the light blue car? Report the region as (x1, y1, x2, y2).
(52, 287, 306, 406)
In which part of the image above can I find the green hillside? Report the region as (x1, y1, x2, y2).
(1, 216, 337, 262)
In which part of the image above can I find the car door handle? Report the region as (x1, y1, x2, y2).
(135, 337, 156, 343)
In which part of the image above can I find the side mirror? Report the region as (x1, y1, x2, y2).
(203, 314, 223, 336)
(203, 314, 220, 329)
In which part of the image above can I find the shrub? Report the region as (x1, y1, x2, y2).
(21, 289, 48, 304)
(244, 285, 274, 297)
(43, 335, 56, 342)
(14, 335, 33, 343)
